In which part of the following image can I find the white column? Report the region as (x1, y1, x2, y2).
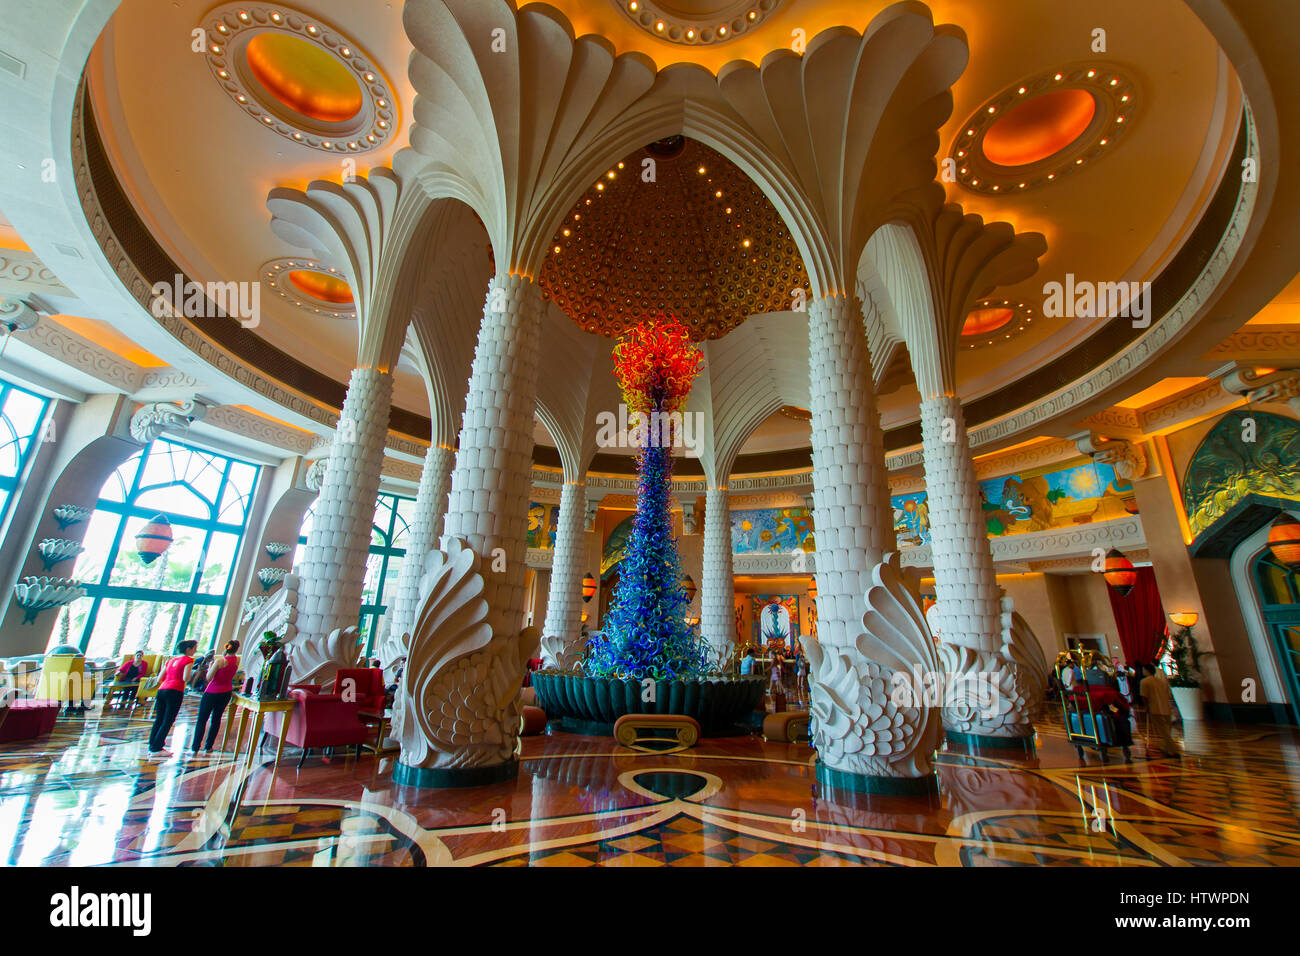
(440, 274, 543, 636)
(295, 366, 393, 643)
(386, 444, 455, 641)
(700, 487, 735, 654)
(807, 293, 891, 646)
(919, 395, 1000, 652)
(541, 480, 586, 664)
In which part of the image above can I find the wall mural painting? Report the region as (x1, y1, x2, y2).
(893, 492, 931, 546)
(752, 594, 799, 653)
(1182, 410, 1300, 536)
(979, 460, 1135, 536)
(731, 507, 815, 554)
(526, 502, 561, 550)
(890, 458, 1137, 543)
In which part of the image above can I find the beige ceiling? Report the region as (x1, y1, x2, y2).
(78, 0, 1238, 443)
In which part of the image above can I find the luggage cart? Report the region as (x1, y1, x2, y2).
(1054, 650, 1133, 764)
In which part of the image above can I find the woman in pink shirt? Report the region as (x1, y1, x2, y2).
(191, 640, 240, 754)
(147, 640, 196, 757)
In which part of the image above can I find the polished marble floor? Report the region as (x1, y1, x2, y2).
(1, 697, 1298, 866)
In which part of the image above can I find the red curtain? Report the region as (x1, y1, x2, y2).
(1107, 565, 1167, 666)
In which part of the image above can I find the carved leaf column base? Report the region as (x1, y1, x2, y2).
(392, 538, 531, 785)
(802, 554, 944, 786)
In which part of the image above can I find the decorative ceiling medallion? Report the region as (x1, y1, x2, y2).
(612, 0, 784, 46)
(261, 258, 356, 319)
(962, 298, 1036, 349)
(538, 138, 809, 341)
(201, 3, 396, 154)
(950, 65, 1139, 195)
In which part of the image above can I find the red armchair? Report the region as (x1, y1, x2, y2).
(331, 668, 386, 711)
(265, 688, 370, 767)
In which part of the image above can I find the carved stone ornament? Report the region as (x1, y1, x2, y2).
(937, 596, 1049, 738)
(1218, 363, 1300, 416)
(391, 538, 532, 771)
(800, 552, 944, 779)
(1072, 431, 1148, 481)
(129, 398, 213, 444)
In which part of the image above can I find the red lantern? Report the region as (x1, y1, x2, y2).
(581, 573, 598, 602)
(681, 574, 697, 603)
(135, 514, 173, 565)
(1102, 548, 1137, 596)
(1267, 514, 1300, 568)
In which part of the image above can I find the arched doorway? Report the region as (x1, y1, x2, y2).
(1251, 549, 1300, 725)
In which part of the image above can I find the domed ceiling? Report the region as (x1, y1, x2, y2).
(537, 137, 809, 340)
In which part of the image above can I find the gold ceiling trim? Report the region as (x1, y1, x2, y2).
(612, 0, 786, 46)
(949, 64, 1140, 196)
(200, 2, 397, 154)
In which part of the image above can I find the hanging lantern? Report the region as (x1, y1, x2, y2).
(135, 514, 173, 565)
(1267, 514, 1300, 568)
(581, 572, 598, 602)
(681, 574, 697, 603)
(1168, 611, 1198, 629)
(808, 577, 817, 600)
(1102, 548, 1137, 596)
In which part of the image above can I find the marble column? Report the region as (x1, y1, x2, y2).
(700, 487, 735, 656)
(295, 367, 393, 645)
(386, 444, 456, 643)
(806, 293, 892, 645)
(918, 395, 1000, 652)
(439, 274, 543, 634)
(541, 480, 587, 667)
(392, 274, 542, 783)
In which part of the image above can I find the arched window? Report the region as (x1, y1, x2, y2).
(295, 490, 415, 657)
(60, 438, 260, 656)
(0, 377, 52, 529)
(1252, 549, 1300, 725)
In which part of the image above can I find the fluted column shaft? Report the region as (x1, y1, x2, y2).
(701, 487, 735, 653)
(919, 396, 1001, 651)
(807, 293, 891, 646)
(541, 481, 586, 657)
(440, 274, 544, 637)
(297, 367, 394, 642)
(387, 444, 456, 640)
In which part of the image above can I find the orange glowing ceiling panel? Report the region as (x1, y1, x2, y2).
(1115, 377, 1208, 409)
(983, 89, 1097, 167)
(245, 33, 363, 123)
(49, 314, 167, 367)
(961, 307, 1014, 336)
(287, 270, 354, 304)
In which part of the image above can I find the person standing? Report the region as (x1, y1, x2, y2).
(740, 647, 756, 676)
(147, 640, 196, 757)
(1139, 664, 1180, 758)
(190, 640, 240, 754)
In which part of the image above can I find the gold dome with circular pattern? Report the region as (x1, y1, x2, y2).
(539, 137, 809, 340)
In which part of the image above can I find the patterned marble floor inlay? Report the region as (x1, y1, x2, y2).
(1, 697, 1298, 867)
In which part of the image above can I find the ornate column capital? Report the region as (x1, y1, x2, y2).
(583, 492, 604, 533)
(0, 294, 51, 333)
(1072, 430, 1148, 481)
(128, 398, 213, 445)
(1216, 362, 1300, 414)
(681, 501, 698, 535)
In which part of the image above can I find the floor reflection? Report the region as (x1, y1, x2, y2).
(1, 698, 1297, 866)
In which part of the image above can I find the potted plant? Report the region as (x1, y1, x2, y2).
(1167, 613, 1204, 721)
